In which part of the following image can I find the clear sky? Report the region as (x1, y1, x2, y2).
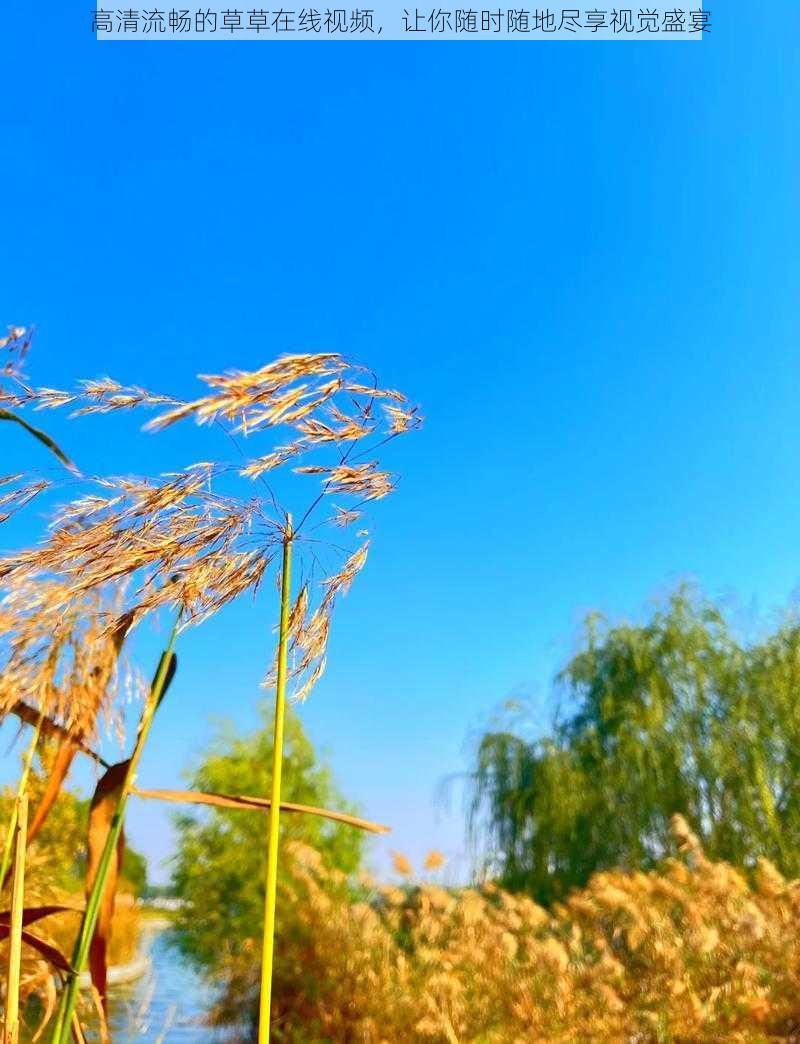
(1, 4, 799, 884)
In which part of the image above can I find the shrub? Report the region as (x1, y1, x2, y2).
(219, 817, 800, 1042)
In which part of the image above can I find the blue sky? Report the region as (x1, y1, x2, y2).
(1, 4, 799, 884)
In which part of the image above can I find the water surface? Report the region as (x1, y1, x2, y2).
(103, 924, 234, 1042)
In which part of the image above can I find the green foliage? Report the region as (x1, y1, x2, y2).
(0, 771, 86, 893)
(470, 587, 800, 904)
(121, 846, 148, 896)
(169, 703, 365, 1024)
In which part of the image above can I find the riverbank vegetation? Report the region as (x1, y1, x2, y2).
(174, 794, 800, 1042)
(470, 587, 800, 904)
(167, 589, 800, 1042)
(266, 815, 800, 1042)
(6, 326, 800, 1041)
(0, 764, 144, 1031)
(170, 707, 365, 1032)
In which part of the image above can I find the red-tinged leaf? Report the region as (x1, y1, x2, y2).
(87, 760, 128, 1011)
(26, 743, 80, 852)
(0, 925, 74, 974)
(0, 904, 82, 927)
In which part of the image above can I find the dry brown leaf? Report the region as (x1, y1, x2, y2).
(86, 760, 128, 1010)
(131, 786, 390, 834)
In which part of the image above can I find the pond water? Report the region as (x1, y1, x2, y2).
(102, 923, 236, 1043)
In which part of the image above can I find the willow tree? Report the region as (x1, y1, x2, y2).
(470, 588, 800, 903)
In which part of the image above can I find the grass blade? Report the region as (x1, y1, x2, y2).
(50, 628, 180, 1044)
(0, 408, 78, 474)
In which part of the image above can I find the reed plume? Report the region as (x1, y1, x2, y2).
(0, 581, 132, 741)
(1, 352, 421, 701)
(9, 351, 420, 1043)
(0, 326, 77, 477)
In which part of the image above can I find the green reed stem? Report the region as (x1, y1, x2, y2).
(51, 611, 181, 1044)
(258, 521, 293, 1044)
(3, 793, 28, 1044)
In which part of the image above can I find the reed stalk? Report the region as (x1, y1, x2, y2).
(3, 794, 28, 1044)
(50, 611, 181, 1044)
(0, 712, 43, 890)
(258, 520, 293, 1044)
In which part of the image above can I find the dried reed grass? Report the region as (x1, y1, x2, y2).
(1, 352, 420, 706)
(207, 816, 800, 1042)
(1, 348, 420, 1042)
(0, 582, 133, 740)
